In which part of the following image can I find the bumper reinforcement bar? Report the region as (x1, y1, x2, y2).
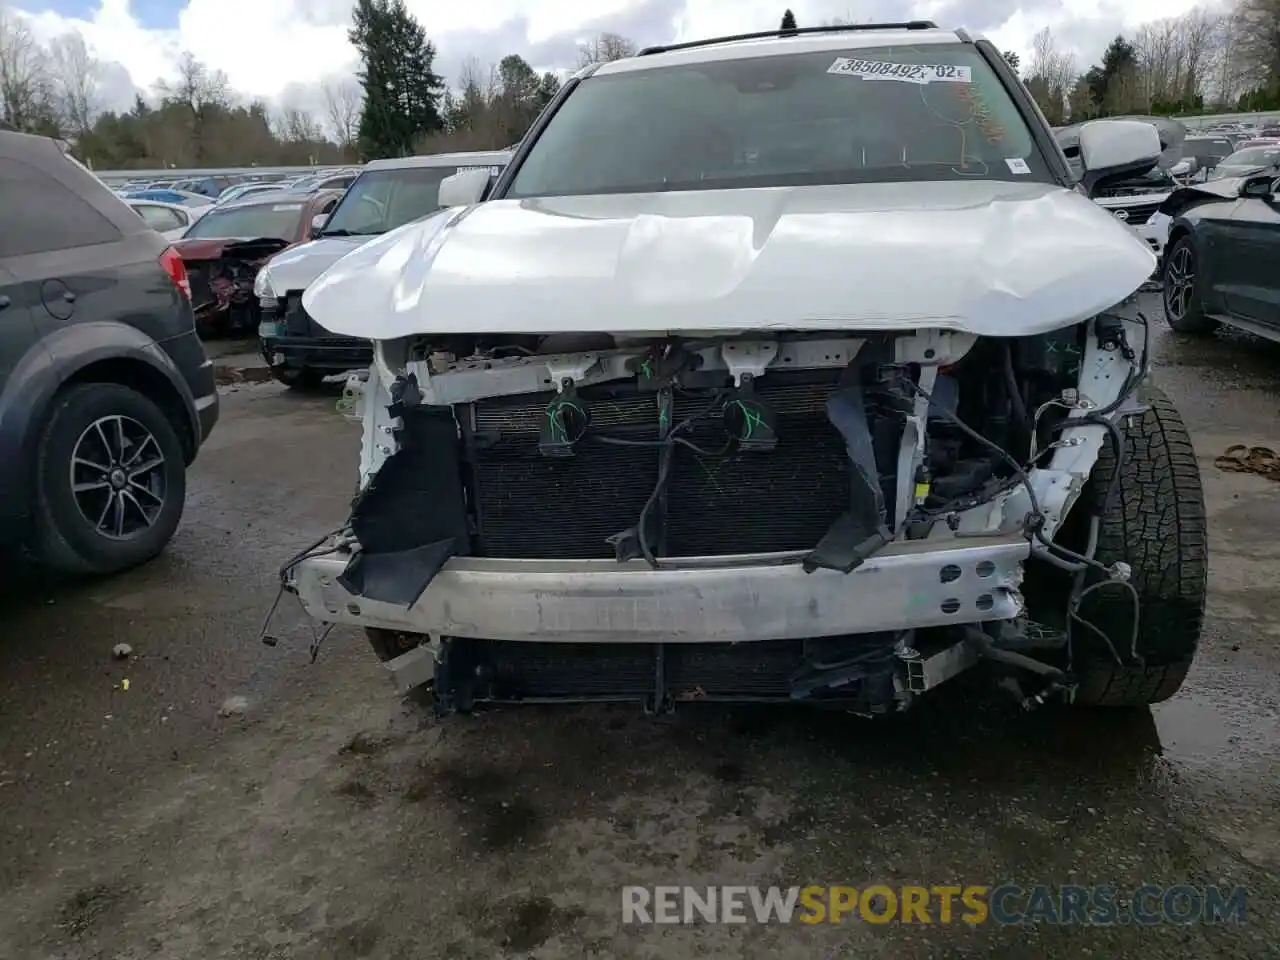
(289, 536, 1029, 645)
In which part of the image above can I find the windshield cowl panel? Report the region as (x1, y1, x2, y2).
(506, 43, 1049, 200)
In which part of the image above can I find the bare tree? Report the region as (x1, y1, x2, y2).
(1234, 0, 1280, 90)
(0, 6, 54, 131)
(1130, 9, 1222, 110)
(156, 51, 230, 114)
(154, 51, 231, 162)
(576, 32, 636, 67)
(322, 77, 362, 148)
(1209, 10, 1251, 107)
(1178, 8, 1220, 101)
(47, 31, 99, 135)
(451, 56, 498, 126)
(1026, 27, 1076, 124)
(275, 106, 323, 143)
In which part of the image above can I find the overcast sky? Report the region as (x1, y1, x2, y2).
(13, 0, 1217, 123)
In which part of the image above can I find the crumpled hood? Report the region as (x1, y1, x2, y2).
(261, 235, 373, 294)
(303, 181, 1156, 340)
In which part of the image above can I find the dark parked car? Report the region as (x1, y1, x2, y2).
(1179, 135, 1236, 179)
(0, 130, 218, 574)
(1161, 169, 1280, 341)
(170, 189, 343, 337)
(1208, 145, 1280, 181)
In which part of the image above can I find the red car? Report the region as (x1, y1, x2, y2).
(170, 189, 343, 337)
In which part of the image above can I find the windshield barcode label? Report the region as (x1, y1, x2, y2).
(827, 58, 972, 84)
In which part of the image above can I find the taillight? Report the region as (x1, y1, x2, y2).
(159, 246, 191, 300)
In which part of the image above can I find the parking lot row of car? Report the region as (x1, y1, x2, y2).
(122, 153, 510, 383)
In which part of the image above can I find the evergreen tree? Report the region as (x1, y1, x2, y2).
(349, 0, 445, 159)
(780, 9, 798, 31)
(1087, 36, 1137, 114)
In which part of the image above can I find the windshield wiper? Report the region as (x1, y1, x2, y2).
(317, 228, 356, 237)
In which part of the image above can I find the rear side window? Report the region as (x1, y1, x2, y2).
(0, 157, 120, 258)
(134, 204, 186, 231)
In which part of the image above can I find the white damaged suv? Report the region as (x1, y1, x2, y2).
(283, 22, 1207, 717)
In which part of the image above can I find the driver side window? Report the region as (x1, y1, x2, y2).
(349, 180, 393, 233)
(136, 204, 184, 231)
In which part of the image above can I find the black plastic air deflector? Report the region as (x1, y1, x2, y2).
(338, 405, 471, 607)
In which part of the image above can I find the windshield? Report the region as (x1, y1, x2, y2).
(1184, 138, 1234, 161)
(507, 44, 1044, 198)
(1222, 147, 1280, 167)
(182, 201, 304, 240)
(321, 166, 484, 235)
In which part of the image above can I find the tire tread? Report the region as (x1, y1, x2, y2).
(1072, 386, 1207, 706)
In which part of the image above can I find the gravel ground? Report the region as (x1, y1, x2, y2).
(2, 303, 1279, 959)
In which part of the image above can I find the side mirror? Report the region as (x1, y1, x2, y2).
(438, 168, 491, 208)
(310, 213, 329, 237)
(1240, 175, 1275, 199)
(1078, 120, 1163, 197)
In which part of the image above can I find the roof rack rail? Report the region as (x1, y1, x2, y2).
(638, 21, 940, 57)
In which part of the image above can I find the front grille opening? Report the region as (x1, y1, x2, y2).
(464, 375, 850, 559)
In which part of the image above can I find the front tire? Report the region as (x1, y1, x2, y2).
(1070, 387, 1207, 706)
(365, 628, 423, 662)
(1162, 235, 1217, 334)
(32, 383, 187, 575)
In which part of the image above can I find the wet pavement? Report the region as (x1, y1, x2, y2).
(2, 304, 1280, 959)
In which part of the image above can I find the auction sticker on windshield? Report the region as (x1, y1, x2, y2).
(828, 58, 972, 84)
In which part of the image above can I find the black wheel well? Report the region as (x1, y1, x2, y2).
(1165, 224, 1191, 256)
(62, 359, 196, 463)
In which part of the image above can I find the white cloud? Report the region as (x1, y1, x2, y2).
(11, 0, 1230, 116)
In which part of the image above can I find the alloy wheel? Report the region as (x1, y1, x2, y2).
(1164, 244, 1195, 322)
(69, 415, 167, 540)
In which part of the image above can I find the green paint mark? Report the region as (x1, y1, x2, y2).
(732, 400, 765, 440)
(695, 455, 726, 495)
(546, 397, 583, 442)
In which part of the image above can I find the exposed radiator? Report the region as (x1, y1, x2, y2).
(436, 633, 901, 711)
(464, 377, 851, 559)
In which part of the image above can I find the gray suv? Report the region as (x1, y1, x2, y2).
(0, 131, 219, 574)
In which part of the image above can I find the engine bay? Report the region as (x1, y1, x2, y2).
(343, 323, 1126, 573)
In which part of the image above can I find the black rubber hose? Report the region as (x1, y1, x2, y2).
(1003, 340, 1031, 430)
